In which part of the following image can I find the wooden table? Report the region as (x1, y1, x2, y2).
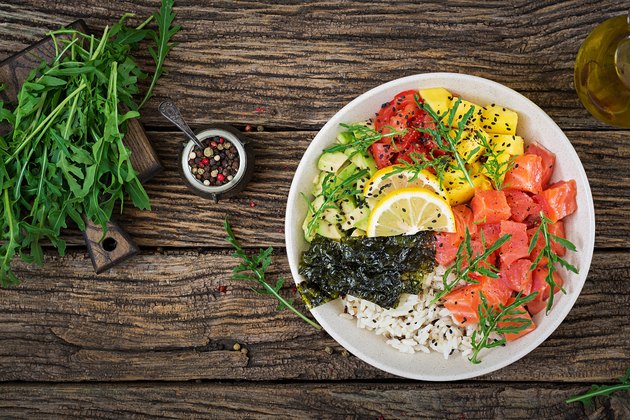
(1, 1, 629, 418)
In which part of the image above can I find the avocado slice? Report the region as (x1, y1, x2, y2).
(317, 152, 347, 173)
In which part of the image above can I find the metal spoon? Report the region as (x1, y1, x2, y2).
(159, 100, 204, 149)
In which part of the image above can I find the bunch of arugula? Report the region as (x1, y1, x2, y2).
(0, 0, 180, 286)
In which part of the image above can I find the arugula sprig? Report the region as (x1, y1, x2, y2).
(414, 95, 476, 187)
(224, 219, 321, 330)
(528, 212, 579, 313)
(475, 131, 516, 190)
(323, 123, 407, 157)
(303, 169, 368, 237)
(566, 367, 630, 406)
(383, 149, 451, 189)
(139, 0, 181, 109)
(431, 229, 512, 304)
(469, 290, 538, 364)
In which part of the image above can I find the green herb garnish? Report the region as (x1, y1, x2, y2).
(414, 95, 477, 187)
(224, 218, 321, 330)
(469, 290, 538, 364)
(475, 131, 516, 190)
(566, 367, 630, 406)
(432, 229, 512, 304)
(323, 123, 407, 157)
(383, 149, 451, 190)
(303, 169, 368, 237)
(0, 0, 180, 286)
(528, 212, 579, 314)
(139, 0, 181, 109)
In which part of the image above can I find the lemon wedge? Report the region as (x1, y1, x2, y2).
(366, 187, 456, 237)
(363, 166, 446, 208)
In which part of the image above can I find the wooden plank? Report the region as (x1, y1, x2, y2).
(0, 249, 627, 382)
(0, 382, 628, 419)
(52, 130, 630, 248)
(0, 1, 625, 131)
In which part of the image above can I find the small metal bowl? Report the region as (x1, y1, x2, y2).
(179, 124, 254, 202)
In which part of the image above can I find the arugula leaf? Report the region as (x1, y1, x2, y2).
(139, 0, 181, 109)
(415, 95, 477, 187)
(469, 290, 538, 364)
(323, 123, 408, 157)
(431, 228, 511, 304)
(566, 367, 630, 406)
(528, 212, 579, 313)
(303, 168, 368, 238)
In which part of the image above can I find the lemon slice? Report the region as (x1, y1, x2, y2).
(363, 166, 446, 208)
(366, 187, 456, 237)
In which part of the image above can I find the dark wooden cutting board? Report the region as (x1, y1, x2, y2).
(0, 20, 163, 273)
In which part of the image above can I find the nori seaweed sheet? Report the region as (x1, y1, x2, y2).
(298, 232, 436, 309)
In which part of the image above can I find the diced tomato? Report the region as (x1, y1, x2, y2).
(534, 180, 577, 223)
(444, 284, 482, 325)
(471, 189, 511, 224)
(370, 142, 396, 169)
(528, 221, 567, 263)
(499, 221, 529, 267)
(498, 298, 536, 341)
(371, 90, 442, 167)
(527, 266, 565, 315)
(503, 189, 541, 223)
(374, 90, 420, 134)
(499, 259, 533, 294)
(395, 143, 423, 164)
(526, 143, 556, 188)
(503, 154, 544, 194)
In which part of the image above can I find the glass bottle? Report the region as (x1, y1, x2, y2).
(575, 12, 630, 127)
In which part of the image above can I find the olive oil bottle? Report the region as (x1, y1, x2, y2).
(575, 14, 630, 127)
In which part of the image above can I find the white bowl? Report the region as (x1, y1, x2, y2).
(285, 73, 595, 381)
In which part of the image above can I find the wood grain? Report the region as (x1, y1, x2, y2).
(0, 1, 626, 131)
(0, 382, 628, 419)
(82, 219, 139, 274)
(55, 129, 630, 249)
(0, 248, 627, 383)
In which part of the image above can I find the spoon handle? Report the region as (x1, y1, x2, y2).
(159, 100, 204, 149)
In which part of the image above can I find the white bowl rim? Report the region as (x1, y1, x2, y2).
(285, 72, 595, 381)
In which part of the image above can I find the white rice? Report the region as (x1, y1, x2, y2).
(340, 267, 478, 359)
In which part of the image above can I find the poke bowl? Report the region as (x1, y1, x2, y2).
(285, 73, 595, 381)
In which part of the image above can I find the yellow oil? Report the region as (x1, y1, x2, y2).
(575, 14, 630, 127)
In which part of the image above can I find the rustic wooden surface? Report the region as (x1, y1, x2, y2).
(1, 1, 629, 418)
